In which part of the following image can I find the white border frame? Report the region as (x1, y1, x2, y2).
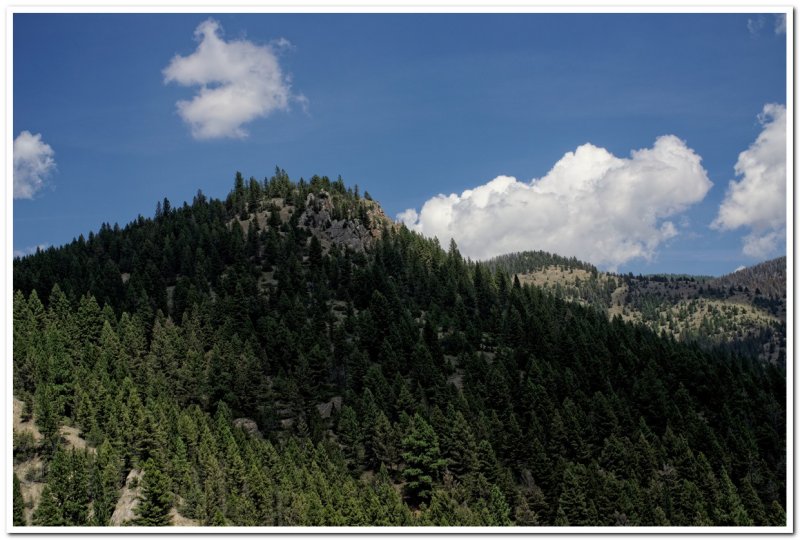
(4, 2, 794, 536)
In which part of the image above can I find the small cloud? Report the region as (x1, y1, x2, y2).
(396, 208, 419, 228)
(13, 243, 49, 259)
(270, 37, 295, 51)
(748, 14, 786, 37)
(748, 16, 766, 36)
(163, 18, 304, 139)
(774, 13, 786, 34)
(734, 265, 746, 272)
(14, 131, 56, 199)
(400, 135, 712, 271)
(711, 104, 786, 258)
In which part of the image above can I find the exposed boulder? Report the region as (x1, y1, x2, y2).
(232, 418, 262, 438)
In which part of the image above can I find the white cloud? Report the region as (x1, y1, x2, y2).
(14, 243, 49, 259)
(14, 131, 56, 199)
(748, 14, 786, 36)
(163, 19, 304, 139)
(711, 104, 786, 258)
(774, 14, 786, 35)
(399, 135, 712, 270)
(747, 16, 766, 36)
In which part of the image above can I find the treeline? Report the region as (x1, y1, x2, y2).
(710, 257, 786, 301)
(483, 251, 597, 276)
(12, 172, 786, 526)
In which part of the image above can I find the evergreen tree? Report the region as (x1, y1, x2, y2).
(401, 414, 445, 504)
(13, 472, 26, 526)
(33, 485, 64, 526)
(134, 459, 173, 526)
(10, 172, 788, 528)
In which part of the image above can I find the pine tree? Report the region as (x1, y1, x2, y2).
(487, 484, 512, 525)
(337, 405, 364, 473)
(134, 459, 173, 526)
(767, 500, 786, 526)
(401, 413, 445, 504)
(738, 475, 766, 526)
(33, 485, 64, 526)
(13, 472, 26, 526)
(34, 383, 60, 455)
(93, 439, 124, 525)
(441, 407, 478, 477)
(371, 411, 399, 471)
(716, 469, 752, 526)
(557, 463, 592, 526)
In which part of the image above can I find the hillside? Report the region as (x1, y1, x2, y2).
(485, 252, 787, 365)
(12, 171, 786, 527)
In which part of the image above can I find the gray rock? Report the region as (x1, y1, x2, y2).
(232, 418, 262, 438)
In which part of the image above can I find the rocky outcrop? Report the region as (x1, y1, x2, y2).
(233, 418, 262, 438)
(300, 191, 394, 253)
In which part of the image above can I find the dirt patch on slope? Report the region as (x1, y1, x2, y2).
(60, 425, 95, 454)
(110, 469, 143, 526)
(13, 398, 42, 441)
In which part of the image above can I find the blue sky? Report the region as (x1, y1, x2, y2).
(13, 13, 788, 275)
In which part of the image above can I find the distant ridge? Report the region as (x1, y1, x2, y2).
(484, 250, 786, 365)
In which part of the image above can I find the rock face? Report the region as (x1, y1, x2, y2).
(315, 396, 343, 419)
(231, 189, 397, 254)
(110, 469, 143, 526)
(233, 418, 262, 438)
(299, 191, 394, 253)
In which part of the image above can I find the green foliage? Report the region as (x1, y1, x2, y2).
(13, 472, 26, 526)
(11, 171, 786, 527)
(134, 459, 173, 526)
(402, 413, 446, 504)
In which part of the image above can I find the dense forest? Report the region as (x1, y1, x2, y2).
(12, 171, 786, 527)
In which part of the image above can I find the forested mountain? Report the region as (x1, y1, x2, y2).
(486, 252, 787, 365)
(12, 171, 786, 527)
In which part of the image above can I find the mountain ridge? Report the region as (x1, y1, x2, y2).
(484, 251, 786, 365)
(12, 171, 786, 527)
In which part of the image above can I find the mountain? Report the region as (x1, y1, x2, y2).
(12, 171, 786, 527)
(485, 252, 787, 366)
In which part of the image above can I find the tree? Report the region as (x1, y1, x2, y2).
(557, 463, 593, 526)
(716, 469, 752, 526)
(767, 500, 786, 526)
(371, 411, 399, 471)
(134, 459, 173, 526)
(13, 472, 26, 526)
(34, 383, 60, 455)
(487, 484, 512, 525)
(308, 235, 323, 270)
(92, 439, 124, 525)
(33, 485, 64, 526)
(337, 405, 364, 473)
(401, 413, 445, 504)
(440, 406, 478, 478)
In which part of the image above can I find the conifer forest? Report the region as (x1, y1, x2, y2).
(12, 171, 786, 527)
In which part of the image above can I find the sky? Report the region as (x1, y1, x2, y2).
(12, 12, 789, 276)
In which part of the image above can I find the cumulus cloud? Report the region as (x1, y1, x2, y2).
(711, 104, 786, 258)
(14, 131, 56, 199)
(163, 19, 304, 139)
(399, 135, 712, 270)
